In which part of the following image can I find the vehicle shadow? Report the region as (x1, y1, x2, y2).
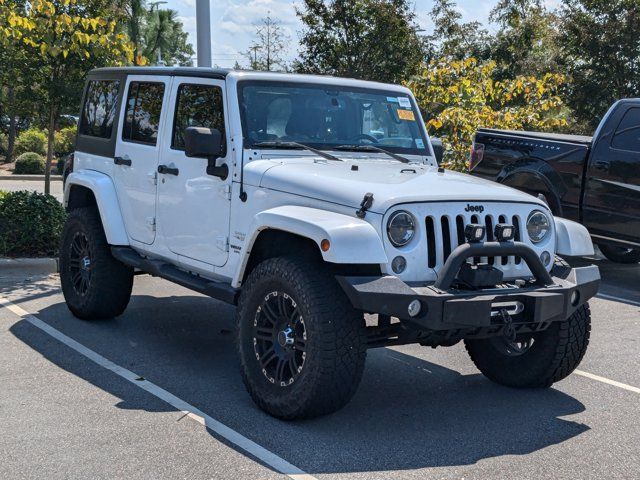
(11, 294, 589, 474)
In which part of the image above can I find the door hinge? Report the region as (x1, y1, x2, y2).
(146, 216, 156, 231)
(221, 184, 232, 201)
(148, 171, 158, 185)
(216, 236, 229, 252)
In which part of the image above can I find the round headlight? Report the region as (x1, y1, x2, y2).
(527, 210, 551, 243)
(387, 211, 416, 247)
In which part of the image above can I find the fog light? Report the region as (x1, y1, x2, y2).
(408, 300, 421, 317)
(464, 224, 486, 243)
(540, 251, 551, 266)
(391, 256, 407, 274)
(494, 223, 515, 242)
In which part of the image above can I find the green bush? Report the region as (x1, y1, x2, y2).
(14, 152, 46, 174)
(0, 190, 66, 257)
(0, 132, 7, 156)
(14, 128, 47, 157)
(54, 126, 76, 156)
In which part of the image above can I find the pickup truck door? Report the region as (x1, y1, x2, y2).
(156, 77, 231, 267)
(583, 105, 640, 246)
(113, 76, 171, 245)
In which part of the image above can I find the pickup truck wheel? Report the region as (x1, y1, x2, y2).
(236, 256, 367, 420)
(59, 207, 134, 320)
(464, 304, 591, 388)
(598, 244, 640, 264)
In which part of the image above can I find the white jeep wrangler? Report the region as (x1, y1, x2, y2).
(61, 67, 600, 419)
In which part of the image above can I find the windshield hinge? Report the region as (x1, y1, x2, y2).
(356, 192, 374, 219)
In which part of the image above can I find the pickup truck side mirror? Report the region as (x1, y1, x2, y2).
(184, 127, 228, 180)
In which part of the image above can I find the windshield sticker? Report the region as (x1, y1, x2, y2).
(397, 109, 415, 121)
(415, 139, 425, 149)
(386, 97, 399, 103)
(398, 97, 412, 108)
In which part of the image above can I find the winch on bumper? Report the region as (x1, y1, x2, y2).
(337, 241, 600, 331)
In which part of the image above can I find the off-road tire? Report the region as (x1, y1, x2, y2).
(237, 256, 367, 420)
(598, 244, 640, 264)
(59, 207, 133, 320)
(464, 304, 591, 388)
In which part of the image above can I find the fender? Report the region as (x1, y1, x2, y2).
(233, 205, 388, 285)
(64, 170, 129, 245)
(555, 217, 594, 257)
(498, 160, 566, 215)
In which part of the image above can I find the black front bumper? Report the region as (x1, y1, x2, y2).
(337, 242, 600, 331)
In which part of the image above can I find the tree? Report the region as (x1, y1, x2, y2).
(244, 15, 288, 71)
(490, 0, 562, 79)
(143, 8, 194, 66)
(426, 0, 491, 62)
(1, 0, 134, 193)
(561, 0, 640, 131)
(123, 1, 194, 66)
(407, 58, 567, 171)
(295, 0, 426, 83)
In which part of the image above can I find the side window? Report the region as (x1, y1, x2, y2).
(79, 80, 120, 138)
(612, 108, 640, 153)
(122, 82, 165, 146)
(172, 84, 225, 150)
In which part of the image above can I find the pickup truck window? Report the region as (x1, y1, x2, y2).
(79, 80, 120, 139)
(123, 81, 165, 146)
(171, 84, 225, 150)
(239, 81, 428, 155)
(612, 107, 640, 153)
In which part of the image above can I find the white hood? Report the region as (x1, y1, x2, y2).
(245, 156, 545, 213)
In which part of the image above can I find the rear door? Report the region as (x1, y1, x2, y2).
(113, 76, 170, 245)
(156, 77, 231, 267)
(583, 105, 640, 245)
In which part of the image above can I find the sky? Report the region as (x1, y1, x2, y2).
(165, 0, 560, 68)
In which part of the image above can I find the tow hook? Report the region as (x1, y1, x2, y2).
(500, 308, 516, 342)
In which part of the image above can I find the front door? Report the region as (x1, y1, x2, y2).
(583, 106, 640, 245)
(114, 76, 170, 245)
(156, 77, 231, 267)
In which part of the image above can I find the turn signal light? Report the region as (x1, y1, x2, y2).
(321, 239, 331, 252)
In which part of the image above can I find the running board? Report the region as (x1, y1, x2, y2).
(111, 247, 239, 305)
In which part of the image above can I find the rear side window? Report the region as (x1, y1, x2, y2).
(79, 80, 120, 138)
(123, 82, 165, 146)
(612, 108, 640, 152)
(172, 84, 225, 150)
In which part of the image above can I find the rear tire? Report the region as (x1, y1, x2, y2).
(237, 255, 367, 420)
(598, 244, 640, 264)
(59, 207, 133, 320)
(464, 304, 591, 388)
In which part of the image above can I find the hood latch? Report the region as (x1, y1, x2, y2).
(356, 192, 374, 219)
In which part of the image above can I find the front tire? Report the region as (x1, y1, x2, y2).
(59, 207, 134, 320)
(237, 256, 367, 420)
(464, 304, 591, 388)
(598, 244, 640, 264)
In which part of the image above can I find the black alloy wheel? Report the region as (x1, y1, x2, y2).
(253, 291, 307, 387)
(68, 231, 92, 296)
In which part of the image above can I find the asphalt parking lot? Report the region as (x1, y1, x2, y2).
(1, 254, 638, 480)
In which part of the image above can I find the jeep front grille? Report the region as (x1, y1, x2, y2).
(425, 214, 523, 269)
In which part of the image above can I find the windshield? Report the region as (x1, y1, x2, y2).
(238, 81, 430, 156)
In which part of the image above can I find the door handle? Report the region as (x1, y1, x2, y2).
(157, 164, 179, 176)
(114, 156, 132, 166)
(594, 160, 610, 171)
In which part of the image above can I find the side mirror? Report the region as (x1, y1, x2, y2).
(184, 127, 228, 180)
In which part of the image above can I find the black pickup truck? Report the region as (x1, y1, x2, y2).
(470, 99, 640, 263)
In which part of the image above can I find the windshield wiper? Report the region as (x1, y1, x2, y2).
(253, 141, 342, 162)
(335, 144, 410, 163)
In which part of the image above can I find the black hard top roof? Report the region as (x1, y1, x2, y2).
(88, 66, 232, 80)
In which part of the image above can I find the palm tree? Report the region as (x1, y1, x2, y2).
(144, 9, 178, 65)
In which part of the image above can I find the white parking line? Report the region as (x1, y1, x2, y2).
(574, 370, 640, 394)
(597, 293, 640, 308)
(0, 296, 317, 480)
